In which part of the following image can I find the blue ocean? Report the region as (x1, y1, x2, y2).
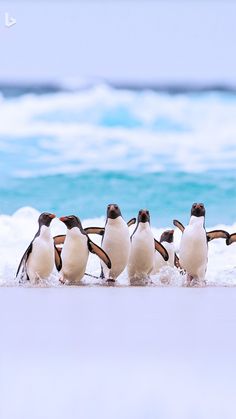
(1, 83, 236, 285)
(1, 84, 236, 225)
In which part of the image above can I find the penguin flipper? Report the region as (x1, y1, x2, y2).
(54, 245, 62, 271)
(88, 239, 112, 269)
(127, 218, 136, 227)
(207, 230, 230, 242)
(16, 242, 33, 278)
(173, 219, 185, 232)
(84, 227, 105, 236)
(226, 233, 236, 246)
(154, 239, 169, 261)
(54, 235, 66, 245)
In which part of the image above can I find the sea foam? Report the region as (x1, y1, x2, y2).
(1, 206, 236, 287)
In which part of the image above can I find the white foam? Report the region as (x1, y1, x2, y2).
(1, 85, 236, 175)
(1, 206, 236, 287)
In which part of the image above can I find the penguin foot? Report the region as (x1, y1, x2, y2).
(129, 275, 148, 286)
(186, 274, 194, 287)
(59, 276, 65, 284)
(106, 278, 116, 285)
(186, 274, 206, 287)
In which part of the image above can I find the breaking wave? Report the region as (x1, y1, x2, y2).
(1, 85, 236, 177)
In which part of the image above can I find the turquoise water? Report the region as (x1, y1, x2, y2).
(1, 84, 236, 226)
(1, 171, 236, 226)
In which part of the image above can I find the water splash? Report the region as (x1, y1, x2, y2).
(2, 206, 236, 288)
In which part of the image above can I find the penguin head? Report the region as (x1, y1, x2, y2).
(191, 203, 205, 217)
(107, 204, 121, 219)
(138, 209, 150, 224)
(38, 212, 56, 227)
(60, 215, 83, 230)
(160, 229, 174, 243)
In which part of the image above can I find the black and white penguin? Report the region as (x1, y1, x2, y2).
(178, 203, 207, 285)
(53, 206, 135, 282)
(16, 212, 60, 283)
(128, 209, 169, 284)
(152, 229, 175, 274)
(97, 204, 131, 281)
(174, 203, 229, 285)
(59, 215, 111, 284)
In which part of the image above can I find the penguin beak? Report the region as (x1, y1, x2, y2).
(109, 205, 116, 214)
(60, 216, 67, 222)
(49, 213, 56, 219)
(195, 205, 202, 215)
(140, 210, 148, 222)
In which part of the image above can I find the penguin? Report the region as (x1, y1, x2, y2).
(16, 212, 60, 283)
(176, 203, 208, 285)
(59, 215, 111, 284)
(128, 209, 169, 284)
(152, 229, 175, 274)
(174, 203, 229, 285)
(53, 208, 135, 282)
(95, 204, 131, 281)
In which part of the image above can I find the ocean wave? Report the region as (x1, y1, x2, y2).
(1, 206, 236, 288)
(1, 171, 236, 225)
(0, 85, 236, 176)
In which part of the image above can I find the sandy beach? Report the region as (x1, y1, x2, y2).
(1, 286, 236, 419)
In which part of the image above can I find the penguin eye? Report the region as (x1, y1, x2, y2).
(114, 205, 118, 210)
(199, 203, 204, 208)
(193, 203, 197, 208)
(108, 205, 111, 209)
(147, 211, 149, 215)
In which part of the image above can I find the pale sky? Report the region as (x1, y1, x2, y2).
(0, 1, 235, 85)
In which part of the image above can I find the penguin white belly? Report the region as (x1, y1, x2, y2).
(179, 225, 208, 279)
(152, 242, 175, 274)
(27, 236, 54, 282)
(101, 222, 130, 279)
(61, 234, 89, 283)
(128, 229, 154, 280)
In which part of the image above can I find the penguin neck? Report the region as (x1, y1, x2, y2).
(189, 215, 205, 227)
(106, 215, 124, 226)
(68, 226, 84, 237)
(38, 225, 51, 239)
(137, 221, 150, 231)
